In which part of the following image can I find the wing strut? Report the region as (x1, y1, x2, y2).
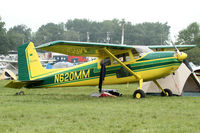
(103, 47, 143, 89)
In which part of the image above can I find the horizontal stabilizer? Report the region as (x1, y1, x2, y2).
(5, 81, 26, 89)
(5, 80, 43, 89)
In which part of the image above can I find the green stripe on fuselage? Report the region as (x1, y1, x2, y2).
(137, 51, 175, 61)
(33, 55, 181, 88)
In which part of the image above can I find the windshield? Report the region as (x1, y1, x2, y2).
(134, 46, 153, 54)
(132, 46, 153, 58)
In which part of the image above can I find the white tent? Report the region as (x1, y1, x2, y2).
(0, 69, 17, 80)
(142, 63, 200, 96)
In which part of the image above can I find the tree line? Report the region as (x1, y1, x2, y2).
(0, 18, 170, 53)
(176, 22, 200, 65)
(0, 17, 200, 64)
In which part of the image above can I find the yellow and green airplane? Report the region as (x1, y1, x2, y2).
(6, 41, 195, 98)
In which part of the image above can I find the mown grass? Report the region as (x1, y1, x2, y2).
(0, 80, 200, 133)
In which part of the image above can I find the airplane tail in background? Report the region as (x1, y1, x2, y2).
(18, 42, 51, 81)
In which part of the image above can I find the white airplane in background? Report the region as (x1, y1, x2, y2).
(0, 63, 6, 74)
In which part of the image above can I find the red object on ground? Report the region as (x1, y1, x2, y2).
(99, 92, 116, 97)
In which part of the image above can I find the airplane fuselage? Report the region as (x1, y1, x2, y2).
(31, 51, 182, 88)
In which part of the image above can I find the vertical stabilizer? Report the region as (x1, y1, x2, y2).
(18, 42, 48, 81)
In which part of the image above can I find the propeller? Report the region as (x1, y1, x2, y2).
(171, 41, 193, 72)
(183, 59, 193, 72)
(171, 41, 181, 56)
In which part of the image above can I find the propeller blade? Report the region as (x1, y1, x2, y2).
(171, 41, 181, 55)
(183, 59, 193, 72)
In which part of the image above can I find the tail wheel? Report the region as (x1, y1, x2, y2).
(161, 89, 173, 96)
(133, 90, 146, 99)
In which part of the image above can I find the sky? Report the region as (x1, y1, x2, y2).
(0, 0, 200, 41)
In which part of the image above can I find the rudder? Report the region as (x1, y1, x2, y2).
(18, 42, 48, 81)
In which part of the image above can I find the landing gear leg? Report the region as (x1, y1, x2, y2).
(133, 79, 146, 99)
(153, 80, 173, 96)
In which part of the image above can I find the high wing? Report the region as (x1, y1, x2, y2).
(36, 41, 137, 57)
(148, 45, 196, 51)
(36, 40, 196, 57)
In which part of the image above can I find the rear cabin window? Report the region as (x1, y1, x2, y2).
(113, 53, 130, 64)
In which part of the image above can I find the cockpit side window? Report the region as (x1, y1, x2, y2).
(131, 49, 140, 59)
(113, 52, 130, 64)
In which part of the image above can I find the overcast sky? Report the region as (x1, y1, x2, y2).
(0, 0, 200, 40)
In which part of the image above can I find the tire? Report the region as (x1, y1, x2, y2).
(133, 89, 146, 99)
(161, 89, 173, 96)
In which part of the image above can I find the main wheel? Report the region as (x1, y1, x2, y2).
(161, 89, 173, 96)
(133, 90, 146, 99)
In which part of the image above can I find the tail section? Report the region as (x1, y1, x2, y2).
(18, 42, 50, 81)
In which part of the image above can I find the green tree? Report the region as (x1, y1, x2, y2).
(34, 23, 64, 45)
(102, 19, 121, 44)
(34, 23, 80, 46)
(63, 30, 80, 41)
(65, 19, 170, 45)
(177, 22, 200, 45)
(185, 47, 200, 65)
(128, 22, 170, 45)
(0, 17, 9, 54)
(7, 25, 31, 50)
(66, 19, 96, 42)
(176, 22, 200, 65)
(31, 19, 171, 46)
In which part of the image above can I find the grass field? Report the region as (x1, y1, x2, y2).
(0, 80, 200, 133)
